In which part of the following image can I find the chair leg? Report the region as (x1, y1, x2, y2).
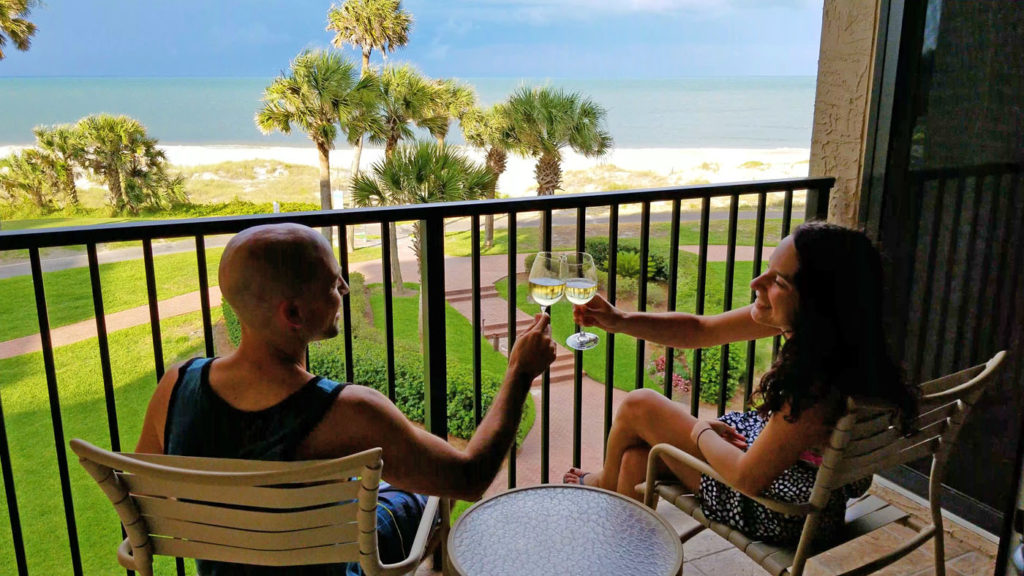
(929, 459, 947, 576)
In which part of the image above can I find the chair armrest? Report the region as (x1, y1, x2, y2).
(644, 443, 816, 517)
(379, 495, 443, 575)
(116, 538, 136, 570)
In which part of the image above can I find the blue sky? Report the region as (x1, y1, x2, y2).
(1, 0, 824, 78)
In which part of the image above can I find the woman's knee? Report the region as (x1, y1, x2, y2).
(618, 388, 667, 424)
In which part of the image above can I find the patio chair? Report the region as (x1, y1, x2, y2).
(640, 350, 1006, 576)
(70, 440, 450, 576)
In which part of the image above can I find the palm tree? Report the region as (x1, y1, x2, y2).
(363, 64, 444, 291)
(0, 0, 37, 60)
(427, 79, 476, 147)
(34, 125, 83, 206)
(0, 148, 53, 209)
(327, 0, 412, 178)
(256, 49, 377, 246)
(76, 114, 183, 214)
(352, 140, 493, 316)
(462, 103, 512, 247)
(505, 86, 612, 248)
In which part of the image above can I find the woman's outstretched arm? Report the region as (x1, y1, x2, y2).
(573, 294, 779, 350)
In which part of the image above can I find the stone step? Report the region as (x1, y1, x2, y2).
(481, 319, 533, 338)
(446, 286, 500, 303)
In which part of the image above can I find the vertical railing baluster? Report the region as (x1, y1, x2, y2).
(911, 176, 943, 384)
(381, 221, 396, 402)
(691, 197, 711, 417)
(506, 212, 517, 489)
(995, 171, 1019, 354)
(933, 176, 966, 378)
(998, 171, 1023, 355)
(421, 217, 449, 443)
(142, 239, 164, 379)
(573, 206, 586, 469)
(0, 391, 28, 576)
(195, 236, 215, 358)
(87, 244, 121, 451)
(952, 176, 985, 369)
(604, 204, 619, 452)
(90, 244, 132, 576)
(471, 215, 482, 427)
(744, 192, 768, 410)
(144, 237, 181, 576)
(541, 209, 552, 484)
(338, 224, 354, 384)
(29, 248, 83, 576)
(634, 202, 650, 391)
(773, 187, 794, 362)
(718, 194, 740, 416)
(973, 174, 1003, 364)
(663, 199, 681, 399)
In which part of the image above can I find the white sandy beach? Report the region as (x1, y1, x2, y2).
(0, 143, 811, 200)
(160, 144, 809, 197)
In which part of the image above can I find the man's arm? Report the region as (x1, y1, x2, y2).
(135, 363, 184, 454)
(575, 295, 778, 349)
(305, 314, 555, 501)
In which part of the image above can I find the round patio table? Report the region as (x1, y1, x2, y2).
(448, 484, 683, 576)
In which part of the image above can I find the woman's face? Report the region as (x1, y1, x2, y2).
(749, 235, 799, 332)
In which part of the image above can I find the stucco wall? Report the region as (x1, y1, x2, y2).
(809, 0, 880, 226)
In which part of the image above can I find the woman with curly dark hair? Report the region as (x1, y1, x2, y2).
(563, 221, 917, 545)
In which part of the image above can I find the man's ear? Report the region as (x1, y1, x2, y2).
(276, 299, 304, 331)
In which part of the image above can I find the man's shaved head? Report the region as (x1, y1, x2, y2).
(219, 224, 336, 329)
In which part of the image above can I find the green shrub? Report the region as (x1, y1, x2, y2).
(585, 237, 611, 270)
(223, 298, 241, 346)
(524, 252, 537, 273)
(646, 286, 666, 309)
(616, 275, 637, 298)
(616, 251, 641, 278)
(689, 345, 746, 405)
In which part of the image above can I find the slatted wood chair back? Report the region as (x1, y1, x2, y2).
(788, 350, 1005, 575)
(70, 440, 391, 576)
(643, 350, 1005, 576)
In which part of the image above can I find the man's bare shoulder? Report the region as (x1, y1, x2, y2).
(300, 383, 412, 459)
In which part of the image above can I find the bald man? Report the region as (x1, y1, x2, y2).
(136, 223, 556, 574)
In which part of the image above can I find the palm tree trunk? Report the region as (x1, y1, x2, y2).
(389, 222, 406, 295)
(64, 168, 78, 206)
(346, 139, 364, 252)
(535, 151, 561, 249)
(317, 142, 334, 247)
(484, 147, 507, 248)
(106, 169, 124, 213)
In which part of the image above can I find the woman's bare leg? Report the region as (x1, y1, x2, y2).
(578, 389, 706, 496)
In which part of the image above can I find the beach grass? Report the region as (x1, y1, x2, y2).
(173, 160, 347, 206)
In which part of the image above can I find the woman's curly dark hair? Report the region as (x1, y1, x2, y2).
(752, 221, 918, 430)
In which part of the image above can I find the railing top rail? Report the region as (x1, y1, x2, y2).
(907, 162, 1022, 182)
(0, 176, 834, 250)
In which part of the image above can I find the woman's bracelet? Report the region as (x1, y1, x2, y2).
(695, 426, 716, 450)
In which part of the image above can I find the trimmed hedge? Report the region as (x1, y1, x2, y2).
(689, 344, 746, 405)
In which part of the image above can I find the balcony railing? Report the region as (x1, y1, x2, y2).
(0, 177, 831, 575)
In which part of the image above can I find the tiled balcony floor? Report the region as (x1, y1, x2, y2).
(417, 480, 997, 575)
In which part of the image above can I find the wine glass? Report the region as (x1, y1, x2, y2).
(562, 252, 599, 350)
(528, 252, 564, 315)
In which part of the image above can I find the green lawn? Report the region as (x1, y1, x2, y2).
(444, 217, 804, 257)
(0, 247, 226, 342)
(0, 310, 216, 575)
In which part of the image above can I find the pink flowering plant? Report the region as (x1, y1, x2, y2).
(647, 351, 691, 395)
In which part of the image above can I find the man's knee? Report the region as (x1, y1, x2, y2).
(621, 446, 649, 473)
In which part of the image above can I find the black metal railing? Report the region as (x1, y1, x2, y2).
(0, 177, 831, 575)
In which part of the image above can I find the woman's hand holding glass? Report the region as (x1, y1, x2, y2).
(561, 252, 599, 351)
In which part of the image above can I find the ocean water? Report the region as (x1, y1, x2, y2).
(0, 76, 815, 149)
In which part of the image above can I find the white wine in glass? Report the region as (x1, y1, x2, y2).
(562, 252, 599, 350)
(528, 252, 564, 313)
